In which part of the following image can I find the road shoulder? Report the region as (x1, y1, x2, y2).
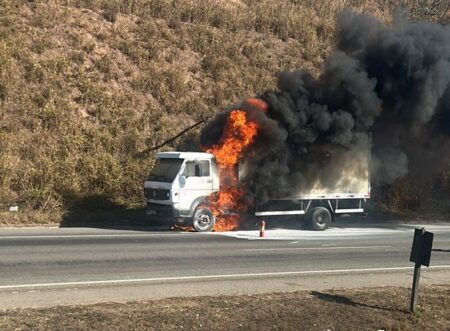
(1, 285, 448, 330)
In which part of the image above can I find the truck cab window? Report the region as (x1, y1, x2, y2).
(183, 161, 210, 177)
(147, 158, 183, 182)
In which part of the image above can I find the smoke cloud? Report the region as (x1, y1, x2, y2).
(201, 9, 450, 203)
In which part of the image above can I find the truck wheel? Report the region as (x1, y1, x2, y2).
(192, 207, 215, 232)
(308, 206, 331, 231)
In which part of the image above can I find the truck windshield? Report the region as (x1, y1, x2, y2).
(147, 158, 183, 183)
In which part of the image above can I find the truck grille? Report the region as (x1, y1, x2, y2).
(146, 202, 176, 218)
(146, 188, 169, 200)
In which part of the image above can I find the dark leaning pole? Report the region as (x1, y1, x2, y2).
(409, 227, 434, 313)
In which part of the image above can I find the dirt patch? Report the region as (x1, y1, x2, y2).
(0, 285, 448, 330)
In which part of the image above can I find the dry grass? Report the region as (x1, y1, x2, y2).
(0, 285, 449, 330)
(0, 211, 61, 226)
(0, 0, 448, 221)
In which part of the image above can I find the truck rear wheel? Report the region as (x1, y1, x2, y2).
(308, 206, 331, 231)
(192, 207, 215, 232)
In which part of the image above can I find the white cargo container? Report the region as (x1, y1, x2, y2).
(251, 139, 371, 230)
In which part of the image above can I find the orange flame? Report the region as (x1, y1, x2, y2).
(245, 97, 268, 112)
(171, 224, 195, 232)
(205, 107, 261, 231)
(208, 110, 258, 168)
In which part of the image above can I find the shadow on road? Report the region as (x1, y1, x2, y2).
(310, 291, 407, 314)
(59, 194, 171, 232)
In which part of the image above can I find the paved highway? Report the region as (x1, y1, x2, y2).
(1, 222, 450, 309)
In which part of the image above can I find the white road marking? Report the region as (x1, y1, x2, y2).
(0, 265, 449, 290)
(243, 245, 391, 252)
(214, 225, 450, 238)
(0, 233, 192, 240)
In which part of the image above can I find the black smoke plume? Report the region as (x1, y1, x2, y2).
(201, 9, 450, 203)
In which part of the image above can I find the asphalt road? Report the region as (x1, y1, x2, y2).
(1, 221, 450, 309)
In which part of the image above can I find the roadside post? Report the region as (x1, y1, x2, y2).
(409, 227, 434, 313)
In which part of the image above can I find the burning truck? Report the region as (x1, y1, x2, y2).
(145, 9, 450, 232)
(144, 98, 371, 232)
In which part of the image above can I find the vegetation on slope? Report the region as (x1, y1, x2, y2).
(0, 0, 448, 221)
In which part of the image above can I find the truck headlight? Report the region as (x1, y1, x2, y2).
(166, 191, 170, 199)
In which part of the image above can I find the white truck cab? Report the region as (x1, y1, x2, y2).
(144, 152, 220, 231)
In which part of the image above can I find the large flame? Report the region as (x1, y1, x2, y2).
(205, 105, 261, 231)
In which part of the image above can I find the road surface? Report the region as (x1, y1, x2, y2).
(1, 221, 450, 309)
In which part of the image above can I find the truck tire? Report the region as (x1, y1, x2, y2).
(192, 207, 215, 232)
(308, 206, 331, 231)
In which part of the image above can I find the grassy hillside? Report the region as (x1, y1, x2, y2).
(0, 0, 448, 222)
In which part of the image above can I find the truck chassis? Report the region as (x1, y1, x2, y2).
(255, 196, 367, 230)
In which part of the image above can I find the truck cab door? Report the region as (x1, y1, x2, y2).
(178, 160, 214, 213)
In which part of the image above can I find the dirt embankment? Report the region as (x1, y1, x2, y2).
(1, 1, 449, 223)
(1, 285, 449, 330)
